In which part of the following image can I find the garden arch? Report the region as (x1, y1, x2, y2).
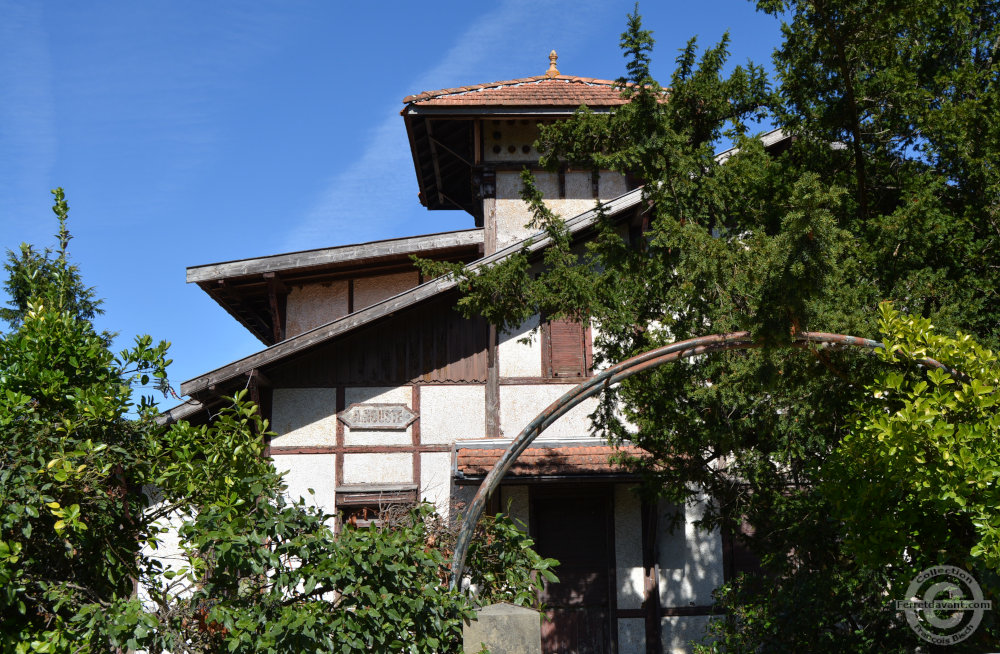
(450, 330, 953, 588)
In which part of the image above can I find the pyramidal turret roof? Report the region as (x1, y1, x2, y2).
(403, 51, 627, 108)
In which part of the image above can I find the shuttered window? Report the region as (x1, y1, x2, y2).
(336, 486, 417, 530)
(543, 318, 591, 378)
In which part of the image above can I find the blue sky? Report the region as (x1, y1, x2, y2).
(0, 0, 784, 403)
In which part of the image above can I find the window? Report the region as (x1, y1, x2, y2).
(335, 485, 417, 530)
(542, 317, 592, 378)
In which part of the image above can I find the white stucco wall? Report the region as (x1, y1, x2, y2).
(140, 491, 195, 606)
(420, 385, 486, 443)
(614, 485, 645, 611)
(499, 384, 599, 439)
(499, 314, 543, 377)
(343, 386, 413, 446)
(598, 171, 628, 198)
(285, 281, 349, 337)
(284, 272, 420, 337)
(353, 270, 419, 311)
(590, 320, 612, 372)
(618, 618, 646, 654)
(493, 170, 630, 251)
(272, 452, 337, 516)
(657, 498, 724, 608)
(661, 616, 715, 653)
(342, 452, 412, 485)
(482, 120, 541, 162)
(271, 388, 337, 447)
(419, 451, 453, 516)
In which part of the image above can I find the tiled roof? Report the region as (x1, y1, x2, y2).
(403, 75, 629, 107)
(456, 444, 647, 477)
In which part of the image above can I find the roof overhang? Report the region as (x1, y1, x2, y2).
(177, 187, 645, 400)
(187, 229, 484, 346)
(402, 105, 621, 222)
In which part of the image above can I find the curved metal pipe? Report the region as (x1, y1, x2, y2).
(449, 330, 951, 588)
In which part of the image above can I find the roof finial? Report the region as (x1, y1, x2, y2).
(546, 50, 559, 77)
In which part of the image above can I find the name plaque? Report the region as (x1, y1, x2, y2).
(338, 403, 418, 431)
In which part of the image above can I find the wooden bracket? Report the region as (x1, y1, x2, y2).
(263, 272, 288, 343)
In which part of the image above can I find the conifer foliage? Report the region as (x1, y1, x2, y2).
(442, 2, 1000, 650)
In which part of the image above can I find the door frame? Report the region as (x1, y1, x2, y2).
(529, 483, 618, 654)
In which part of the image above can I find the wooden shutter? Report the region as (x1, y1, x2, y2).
(545, 318, 589, 378)
(336, 487, 417, 531)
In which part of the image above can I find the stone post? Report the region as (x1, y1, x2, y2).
(462, 602, 542, 653)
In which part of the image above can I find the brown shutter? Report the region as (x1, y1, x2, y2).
(548, 318, 587, 377)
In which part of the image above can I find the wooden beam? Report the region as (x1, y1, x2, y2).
(263, 272, 287, 343)
(428, 134, 473, 167)
(641, 499, 663, 654)
(270, 444, 451, 455)
(438, 190, 468, 212)
(412, 385, 421, 491)
(208, 279, 273, 344)
(486, 323, 500, 438)
(262, 271, 287, 294)
(246, 368, 273, 388)
(186, 230, 483, 283)
(426, 119, 446, 207)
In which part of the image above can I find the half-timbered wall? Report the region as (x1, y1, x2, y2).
(267, 291, 722, 654)
(285, 280, 350, 336)
(285, 270, 422, 338)
(493, 170, 628, 251)
(269, 294, 489, 387)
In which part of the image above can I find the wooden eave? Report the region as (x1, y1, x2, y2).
(187, 228, 483, 283)
(188, 229, 484, 345)
(154, 397, 221, 427)
(179, 186, 645, 399)
(402, 113, 479, 218)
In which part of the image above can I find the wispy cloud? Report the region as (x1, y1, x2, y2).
(0, 0, 56, 224)
(285, 0, 609, 251)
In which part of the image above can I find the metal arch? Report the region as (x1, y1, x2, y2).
(449, 330, 953, 588)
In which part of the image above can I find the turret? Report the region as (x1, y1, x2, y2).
(403, 52, 632, 254)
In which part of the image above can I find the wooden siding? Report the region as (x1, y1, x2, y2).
(268, 293, 488, 386)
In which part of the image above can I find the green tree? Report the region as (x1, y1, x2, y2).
(0, 191, 555, 653)
(431, 2, 1000, 650)
(1, 189, 103, 329)
(828, 303, 1000, 588)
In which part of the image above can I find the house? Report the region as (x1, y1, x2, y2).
(165, 53, 753, 654)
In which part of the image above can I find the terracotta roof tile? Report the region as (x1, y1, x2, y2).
(403, 75, 629, 108)
(456, 444, 648, 477)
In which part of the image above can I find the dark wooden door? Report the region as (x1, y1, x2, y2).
(533, 491, 614, 654)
